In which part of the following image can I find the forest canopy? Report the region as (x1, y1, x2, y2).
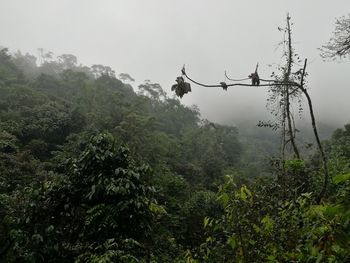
(0, 12, 350, 263)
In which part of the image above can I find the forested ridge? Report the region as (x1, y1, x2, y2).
(0, 42, 349, 262)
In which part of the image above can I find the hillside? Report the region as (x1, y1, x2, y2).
(0, 47, 349, 262)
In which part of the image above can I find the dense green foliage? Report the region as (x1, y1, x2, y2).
(0, 48, 349, 262)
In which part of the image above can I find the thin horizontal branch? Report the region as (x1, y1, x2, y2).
(183, 71, 301, 89)
(224, 71, 249, 82)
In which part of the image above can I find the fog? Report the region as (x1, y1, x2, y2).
(1, 0, 349, 127)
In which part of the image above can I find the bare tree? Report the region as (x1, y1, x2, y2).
(265, 15, 302, 164)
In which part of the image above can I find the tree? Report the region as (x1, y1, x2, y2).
(118, 73, 135, 82)
(187, 176, 350, 262)
(267, 15, 302, 162)
(0, 48, 24, 85)
(57, 54, 78, 70)
(91, 64, 115, 78)
(320, 14, 350, 59)
(3, 133, 158, 262)
(12, 51, 38, 77)
(138, 80, 167, 101)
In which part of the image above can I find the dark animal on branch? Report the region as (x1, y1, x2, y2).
(220, 82, 228, 91)
(172, 76, 191, 98)
(249, 63, 260, 86)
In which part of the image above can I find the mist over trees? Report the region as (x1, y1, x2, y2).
(0, 11, 350, 263)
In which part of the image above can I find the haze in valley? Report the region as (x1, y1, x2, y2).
(1, 0, 349, 128)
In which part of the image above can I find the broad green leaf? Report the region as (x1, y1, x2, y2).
(333, 173, 350, 184)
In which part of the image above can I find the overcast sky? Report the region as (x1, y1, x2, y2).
(1, 0, 349, 126)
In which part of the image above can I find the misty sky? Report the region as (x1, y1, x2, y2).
(1, 0, 349, 126)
